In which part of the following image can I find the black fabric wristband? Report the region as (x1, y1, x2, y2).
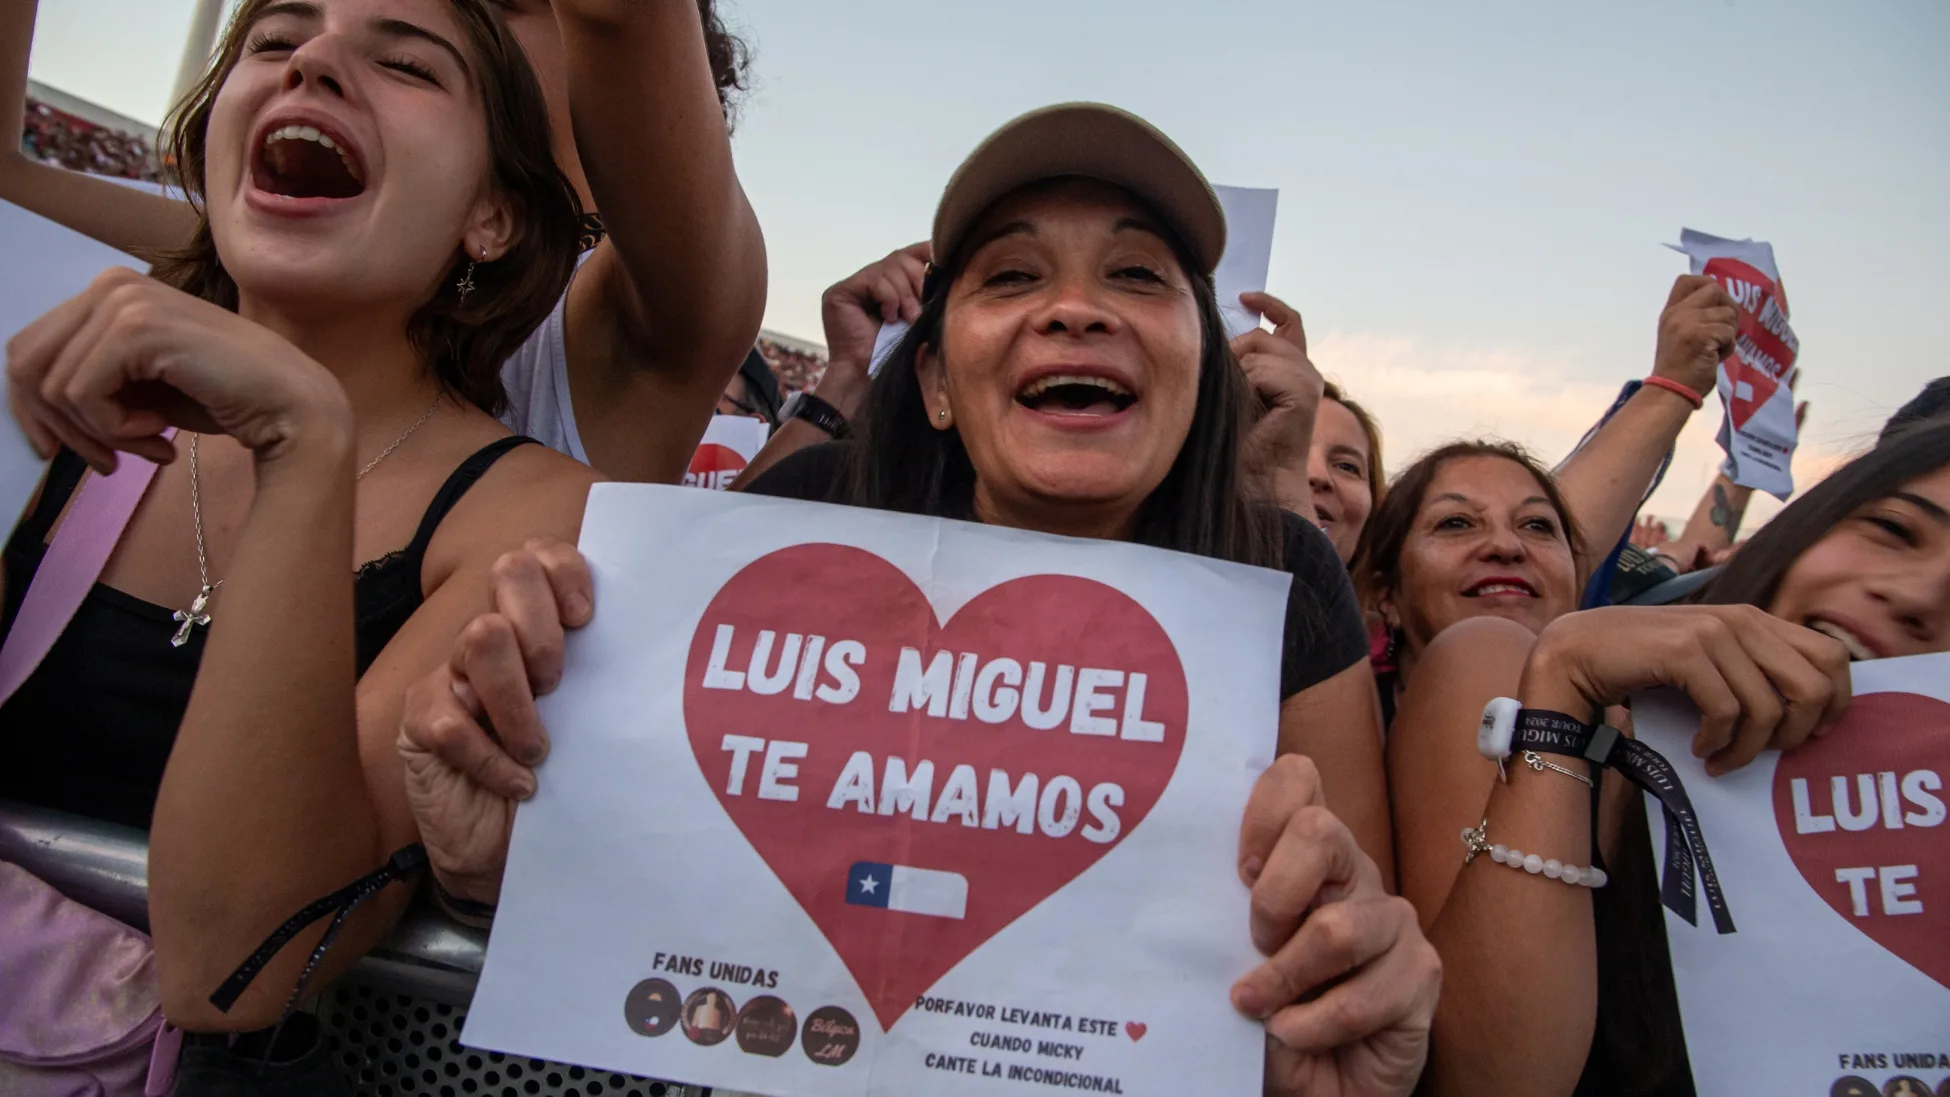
(1514, 708, 1734, 935)
(785, 391, 850, 439)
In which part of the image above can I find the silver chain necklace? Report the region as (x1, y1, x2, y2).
(170, 393, 444, 647)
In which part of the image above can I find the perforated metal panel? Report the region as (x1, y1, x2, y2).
(318, 982, 703, 1097)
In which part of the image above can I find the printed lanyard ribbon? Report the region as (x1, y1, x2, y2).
(1515, 711, 1735, 935)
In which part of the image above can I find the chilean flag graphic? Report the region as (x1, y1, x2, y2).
(845, 862, 968, 920)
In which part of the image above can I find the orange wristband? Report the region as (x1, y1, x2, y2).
(1642, 375, 1705, 410)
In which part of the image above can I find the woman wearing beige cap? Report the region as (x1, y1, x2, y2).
(401, 104, 1440, 1094)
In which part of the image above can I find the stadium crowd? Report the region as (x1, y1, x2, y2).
(1, 2, 1945, 1097)
(18, 96, 163, 182)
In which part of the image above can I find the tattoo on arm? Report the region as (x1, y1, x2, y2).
(1709, 483, 1747, 539)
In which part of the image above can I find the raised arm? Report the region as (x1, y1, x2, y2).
(553, 0, 767, 483)
(735, 242, 929, 487)
(1553, 275, 1733, 573)
(0, 0, 197, 253)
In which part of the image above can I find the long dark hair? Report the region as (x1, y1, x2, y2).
(1351, 438, 1583, 614)
(153, 0, 583, 417)
(835, 187, 1282, 570)
(1702, 420, 1950, 607)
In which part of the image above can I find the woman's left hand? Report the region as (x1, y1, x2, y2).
(1234, 293, 1324, 509)
(1236, 755, 1441, 1097)
(5, 267, 350, 473)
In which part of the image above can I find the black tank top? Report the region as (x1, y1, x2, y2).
(0, 436, 536, 830)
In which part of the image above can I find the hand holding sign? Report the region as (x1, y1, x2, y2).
(1237, 757, 1439, 1097)
(399, 539, 595, 906)
(1636, 653, 1950, 1095)
(1531, 605, 1850, 775)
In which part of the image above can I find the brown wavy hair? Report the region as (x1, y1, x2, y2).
(1351, 438, 1582, 615)
(151, 0, 583, 416)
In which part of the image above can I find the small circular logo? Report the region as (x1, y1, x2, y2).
(681, 987, 738, 1047)
(734, 995, 799, 1057)
(622, 978, 681, 1038)
(800, 1005, 861, 1067)
(1830, 1079, 1878, 1097)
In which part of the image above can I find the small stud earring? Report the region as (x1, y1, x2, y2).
(456, 245, 487, 302)
(936, 409, 947, 423)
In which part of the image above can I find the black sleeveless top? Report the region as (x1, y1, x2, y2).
(0, 436, 536, 830)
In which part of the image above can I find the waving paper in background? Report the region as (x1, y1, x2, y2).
(464, 486, 1285, 1097)
(1669, 228, 1802, 499)
(1635, 653, 1950, 1095)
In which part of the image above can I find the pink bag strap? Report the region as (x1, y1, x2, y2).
(0, 435, 172, 705)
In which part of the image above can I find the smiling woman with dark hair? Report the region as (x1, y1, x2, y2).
(392, 104, 1444, 1097)
(1388, 421, 1950, 1095)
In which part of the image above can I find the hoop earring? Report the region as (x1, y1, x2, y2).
(456, 245, 487, 302)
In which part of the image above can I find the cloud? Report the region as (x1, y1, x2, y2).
(1312, 330, 1866, 536)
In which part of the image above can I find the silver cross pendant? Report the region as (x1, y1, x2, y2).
(171, 585, 215, 648)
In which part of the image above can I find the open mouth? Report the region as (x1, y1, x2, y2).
(1808, 619, 1876, 662)
(1464, 578, 1538, 598)
(1016, 373, 1136, 417)
(253, 122, 366, 201)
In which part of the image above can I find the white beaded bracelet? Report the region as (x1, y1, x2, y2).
(1460, 819, 1608, 888)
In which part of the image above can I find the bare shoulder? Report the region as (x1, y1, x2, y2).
(423, 441, 605, 583)
(1418, 616, 1540, 682)
(1391, 617, 1540, 750)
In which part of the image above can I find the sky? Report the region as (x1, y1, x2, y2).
(25, 0, 1950, 528)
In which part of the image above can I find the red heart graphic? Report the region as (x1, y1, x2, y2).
(685, 544, 1189, 1033)
(1723, 360, 1780, 431)
(1124, 1022, 1147, 1042)
(1773, 692, 1950, 990)
(683, 443, 748, 491)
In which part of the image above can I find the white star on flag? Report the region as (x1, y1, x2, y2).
(856, 875, 879, 895)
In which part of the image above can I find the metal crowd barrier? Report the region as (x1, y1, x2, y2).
(0, 801, 705, 1097)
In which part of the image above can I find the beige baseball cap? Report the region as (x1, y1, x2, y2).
(930, 103, 1227, 276)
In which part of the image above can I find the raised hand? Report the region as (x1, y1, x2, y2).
(816, 241, 932, 410)
(5, 267, 349, 472)
(399, 539, 594, 906)
(1233, 292, 1324, 512)
(1652, 274, 1740, 400)
(1236, 756, 1441, 1096)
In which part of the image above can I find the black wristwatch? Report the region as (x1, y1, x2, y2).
(781, 391, 849, 439)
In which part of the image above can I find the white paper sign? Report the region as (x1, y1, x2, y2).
(1636, 653, 1950, 1094)
(0, 200, 147, 524)
(1212, 186, 1279, 340)
(684, 415, 772, 491)
(1669, 228, 1802, 499)
(866, 319, 906, 379)
(465, 485, 1285, 1097)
